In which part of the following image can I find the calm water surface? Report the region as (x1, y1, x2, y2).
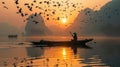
(0, 36, 120, 67)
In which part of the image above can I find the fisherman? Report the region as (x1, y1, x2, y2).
(71, 32, 78, 41)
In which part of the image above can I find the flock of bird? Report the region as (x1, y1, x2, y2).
(0, 0, 120, 25)
(1, 1, 8, 9)
(1, 0, 83, 24)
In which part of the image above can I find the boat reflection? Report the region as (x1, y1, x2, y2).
(16, 46, 109, 67)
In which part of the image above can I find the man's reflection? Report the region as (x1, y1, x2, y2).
(71, 46, 77, 55)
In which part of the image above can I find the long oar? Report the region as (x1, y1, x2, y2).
(69, 31, 73, 37)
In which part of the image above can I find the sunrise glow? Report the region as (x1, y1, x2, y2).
(61, 18, 67, 24)
(62, 48, 67, 59)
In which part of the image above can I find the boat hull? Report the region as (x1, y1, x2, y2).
(31, 39, 93, 47)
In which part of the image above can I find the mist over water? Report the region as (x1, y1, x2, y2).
(0, 36, 120, 67)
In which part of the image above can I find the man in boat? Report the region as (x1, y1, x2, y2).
(71, 32, 78, 42)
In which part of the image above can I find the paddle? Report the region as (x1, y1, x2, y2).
(69, 31, 74, 37)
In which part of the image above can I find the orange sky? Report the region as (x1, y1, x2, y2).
(0, 0, 111, 29)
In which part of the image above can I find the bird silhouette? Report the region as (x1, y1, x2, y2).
(2, 2, 5, 4)
(15, 0, 19, 4)
(3, 6, 8, 9)
(18, 8, 22, 13)
(33, 20, 39, 24)
(1, 0, 104, 25)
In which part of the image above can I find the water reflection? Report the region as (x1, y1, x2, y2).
(26, 47, 44, 57)
(15, 47, 109, 67)
(0, 43, 110, 67)
(0, 45, 109, 67)
(0, 38, 120, 67)
(62, 48, 67, 59)
(1, 37, 119, 67)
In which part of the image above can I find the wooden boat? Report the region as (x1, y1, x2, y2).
(31, 39, 93, 47)
(8, 35, 18, 38)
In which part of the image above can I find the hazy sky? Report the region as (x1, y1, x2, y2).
(66, 0, 120, 36)
(0, 0, 111, 29)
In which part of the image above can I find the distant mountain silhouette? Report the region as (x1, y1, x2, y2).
(99, 0, 120, 36)
(25, 14, 52, 36)
(66, 0, 120, 37)
(66, 8, 103, 36)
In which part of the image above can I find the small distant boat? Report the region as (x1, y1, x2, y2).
(31, 39, 93, 47)
(8, 35, 18, 38)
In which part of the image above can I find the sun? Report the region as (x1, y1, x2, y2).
(61, 18, 67, 24)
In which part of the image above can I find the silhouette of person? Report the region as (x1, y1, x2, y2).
(72, 32, 77, 41)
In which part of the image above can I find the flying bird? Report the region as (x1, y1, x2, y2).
(3, 6, 8, 9)
(18, 8, 22, 13)
(33, 20, 39, 24)
(2, 2, 5, 4)
(15, 0, 19, 4)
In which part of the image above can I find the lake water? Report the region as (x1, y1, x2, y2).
(0, 36, 120, 67)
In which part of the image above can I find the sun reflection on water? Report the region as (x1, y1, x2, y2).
(0, 47, 110, 67)
(62, 48, 67, 59)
